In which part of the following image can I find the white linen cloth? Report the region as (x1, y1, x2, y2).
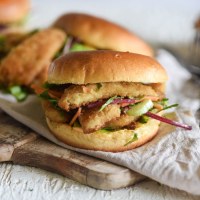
(0, 50, 199, 195)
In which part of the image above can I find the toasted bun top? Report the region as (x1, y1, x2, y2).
(48, 51, 168, 84)
(0, 0, 30, 24)
(53, 13, 153, 57)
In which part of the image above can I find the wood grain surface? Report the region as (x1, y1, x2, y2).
(0, 110, 145, 190)
(0, 112, 38, 162)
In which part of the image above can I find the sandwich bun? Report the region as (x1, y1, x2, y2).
(0, 0, 30, 24)
(48, 50, 168, 85)
(53, 13, 153, 57)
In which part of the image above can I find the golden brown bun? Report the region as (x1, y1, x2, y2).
(48, 51, 168, 85)
(0, 0, 30, 24)
(46, 116, 160, 152)
(53, 13, 153, 57)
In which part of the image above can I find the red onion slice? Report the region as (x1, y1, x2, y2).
(146, 112, 192, 130)
(86, 98, 136, 109)
(87, 99, 106, 109)
(62, 36, 85, 55)
(62, 36, 74, 54)
(112, 98, 136, 104)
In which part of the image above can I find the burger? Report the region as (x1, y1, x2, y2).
(0, 0, 30, 60)
(38, 51, 192, 152)
(0, 0, 30, 30)
(0, 28, 66, 101)
(52, 13, 153, 57)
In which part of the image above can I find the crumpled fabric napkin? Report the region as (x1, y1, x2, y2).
(0, 49, 200, 195)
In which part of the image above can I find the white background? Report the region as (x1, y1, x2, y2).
(28, 0, 200, 50)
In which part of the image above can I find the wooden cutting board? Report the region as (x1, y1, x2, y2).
(0, 110, 145, 190)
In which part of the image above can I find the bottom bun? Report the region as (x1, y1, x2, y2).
(46, 117, 160, 152)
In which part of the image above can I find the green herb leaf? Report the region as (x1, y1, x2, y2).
(162, 103, 179, 110)
(99, 127, 116, 133)
(42, 82, 51, 89)
(158, 98, 169, 107)
(101, 127, 115, 131)
(8, 85, 28, 101)
(48, 98, 58, 107)
(139, 115, 149, 123)
(39, 90, 50, 99)
(99, 96, 118, 111)
(70, 43, 95, 52)
(39, 90, 62, 111)
(42, 82, 56, 89)
(124, 133, 138, 146)
(156, 98, 178, 111)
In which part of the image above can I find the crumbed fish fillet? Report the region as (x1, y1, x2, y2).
(31, 61, 49, 85)
(79, 104, 121, 133)
(106, 114, 139, 129)
(0, 28, 66, 86)
(42, 101, 71, 123)
(58, 82, 160, 111)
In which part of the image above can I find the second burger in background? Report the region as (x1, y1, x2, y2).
(0, 0, 30, 31)
(52, 12, 153, 56)
(0, 0, 31, 60)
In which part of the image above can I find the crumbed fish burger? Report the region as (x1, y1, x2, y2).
(0, 0, 30, 31)
(53, 13, 153, 57)
(37, 51, 192, 152)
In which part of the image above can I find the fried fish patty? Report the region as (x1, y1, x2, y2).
(31, 61, 49, 85)
(106, 114, 139, 129)
(0, 28, 66, 86)
(42, 101, 71, 123)
(79, 104, 121, 133)
(58, 82, 160, 111)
